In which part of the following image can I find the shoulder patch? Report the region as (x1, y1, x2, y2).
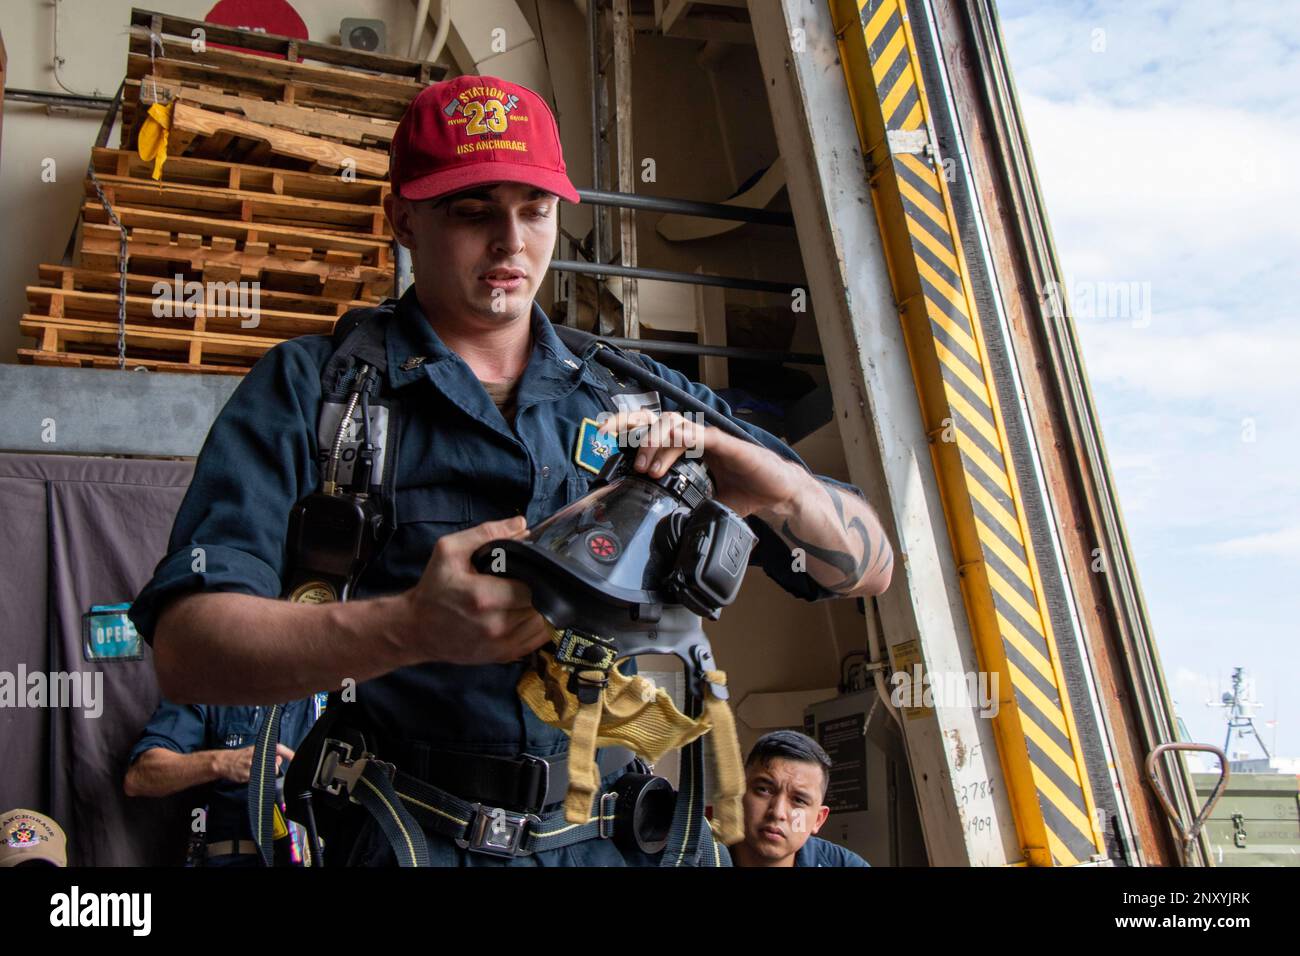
(574, 417, 619, 474)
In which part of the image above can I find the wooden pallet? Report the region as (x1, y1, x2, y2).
(36, 265, 368, 319)
(10, 9, 423, 376)
(25, 286, 340, 339)
(78, 223, 392, 302)
(125, 77, 399, 150)
(80, 200, 391, 267)
(129, 9, 443, 84)
(160, 101, 391, 177)
(18, 347, 251, 375)
(86, 173, 390, 238)
(92, 148, 390, 207)
(20, 314, 283, 372)
(125, 30, 423, 123)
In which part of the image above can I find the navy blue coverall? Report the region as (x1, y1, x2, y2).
(129, 287, 866, 865)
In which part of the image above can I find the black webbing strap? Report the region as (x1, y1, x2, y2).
(552, 325, 761, 448)
(352, 760, 432, 867)
(661, 738, 704, 867)
(658, 689, 731, 867)
(389, 744, 634, 814)
(391, 770, 616, 856)
(249, 703, 283, 867)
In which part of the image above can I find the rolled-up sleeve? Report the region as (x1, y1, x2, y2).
(630, 353, 866, 603)
(129, 339, 328, 642)
(129, 700, 208, 763)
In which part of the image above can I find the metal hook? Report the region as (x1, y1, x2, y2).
(1145, 742, 1230, 866)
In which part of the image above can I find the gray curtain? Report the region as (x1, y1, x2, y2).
(0, 453, 196, 865)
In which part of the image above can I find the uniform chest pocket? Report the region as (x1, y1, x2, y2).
(564, 474, 593, 506)
(392, 489, 514, 535)
(216, 711, 263, 749)
(397, 485, 476, 528)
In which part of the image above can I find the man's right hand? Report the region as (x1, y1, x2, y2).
(403, 516, 554, 665)
(213, 744, 295, 784)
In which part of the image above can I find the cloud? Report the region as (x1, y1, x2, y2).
(1076, 317, 1300, 408)
(1020, 93, 1300, 306)
(1204, 524, 1300, 560)
(999, 0, 1300, 120)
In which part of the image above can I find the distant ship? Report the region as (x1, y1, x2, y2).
(1190, 668, 1298, 866)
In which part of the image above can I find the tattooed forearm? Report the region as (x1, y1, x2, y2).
(774, 481, 893, 595)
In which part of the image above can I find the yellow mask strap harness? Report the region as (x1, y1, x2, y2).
(518, 626, 746, 850)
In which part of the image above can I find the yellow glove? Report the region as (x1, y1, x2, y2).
(136, 102, 174, 181)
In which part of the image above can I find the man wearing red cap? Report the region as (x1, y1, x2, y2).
(130, 75, 892, 867)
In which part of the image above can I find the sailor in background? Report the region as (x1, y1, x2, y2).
(124, 696, 320, 865)
(732, 730, 870, 867)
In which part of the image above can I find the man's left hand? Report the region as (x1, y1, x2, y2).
(598, 409, 804, 520)
(598, 407, 893, 598)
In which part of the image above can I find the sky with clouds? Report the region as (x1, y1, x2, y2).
(996, 0, 1300, 764)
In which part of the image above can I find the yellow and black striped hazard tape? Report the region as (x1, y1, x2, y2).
(832, 0, 1107, 866)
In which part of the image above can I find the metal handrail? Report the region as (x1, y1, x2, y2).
(577, 187, 795, 227)
(551, 258, 800, 296)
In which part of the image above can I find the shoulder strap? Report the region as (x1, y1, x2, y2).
(551, 324, 659, 415)
(317, 296, 404, 515)
(322, 297, 399, 400)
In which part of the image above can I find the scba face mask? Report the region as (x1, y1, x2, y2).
(473, 448, 757, 843)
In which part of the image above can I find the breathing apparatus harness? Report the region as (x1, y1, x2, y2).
(249, 299, 763, 867)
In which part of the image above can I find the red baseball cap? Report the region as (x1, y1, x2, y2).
(390, 74, 580, 204)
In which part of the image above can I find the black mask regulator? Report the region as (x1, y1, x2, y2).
(471, 442, 757, 678)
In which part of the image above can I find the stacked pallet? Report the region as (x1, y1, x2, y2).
(19, 9, 440, 374)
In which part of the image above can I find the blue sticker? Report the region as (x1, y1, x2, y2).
(313, 692, 329, 721)
(574, 417, 619, 475)
(82, 603, 143, 662)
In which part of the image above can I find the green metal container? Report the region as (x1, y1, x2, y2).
(1193, 772, 1299, 866)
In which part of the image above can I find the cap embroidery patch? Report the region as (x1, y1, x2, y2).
(7, 822, 40, 848)
(443, 84, 530, 156)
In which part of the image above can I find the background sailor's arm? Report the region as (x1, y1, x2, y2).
(124, 742, 295, 797)
(124, 747, 227, 798)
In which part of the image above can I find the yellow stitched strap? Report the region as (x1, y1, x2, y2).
(136, 102, 173, 181)
(518, 644, 744, 832)
(518, 655, 711, 760)
(564, 671, 605, 824)
(701, 670, 745, 846)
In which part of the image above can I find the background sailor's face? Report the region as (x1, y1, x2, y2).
(741, 757, 831, 862)
(388, 182, 557, 326)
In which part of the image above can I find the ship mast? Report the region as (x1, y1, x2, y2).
(1209, 667, 1271, 762)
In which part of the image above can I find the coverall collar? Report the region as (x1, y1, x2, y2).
(382, 282, 592, 390)
(383, 286, 602, 433)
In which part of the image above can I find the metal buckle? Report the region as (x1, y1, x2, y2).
(313, 738, 393, 802)
(517, 753, 551, 813)
(456, 805, 540, 858)
(313, 738, 357, 797)
(598, 791, 618, 840)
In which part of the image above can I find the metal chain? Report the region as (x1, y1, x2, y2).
(86, 164, 128, 368)
(77, 33, 164, 370)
